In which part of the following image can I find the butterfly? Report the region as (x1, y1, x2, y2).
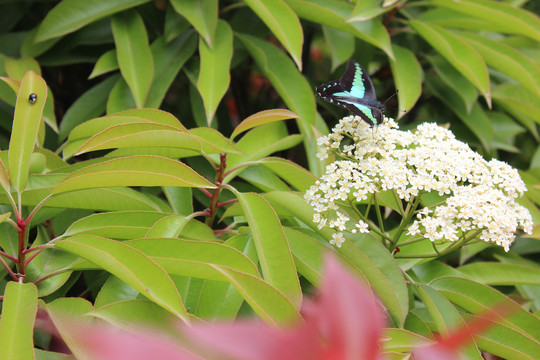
(316, 60, 385, 126)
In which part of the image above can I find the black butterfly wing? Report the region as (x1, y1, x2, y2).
(316, 80, 368, 117)
(316, 60, 384, 126)
(339, 60, 378, 102)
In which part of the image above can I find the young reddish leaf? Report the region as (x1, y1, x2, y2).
(231, 109, 298, 140)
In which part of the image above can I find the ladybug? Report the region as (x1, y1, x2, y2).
(28, 93, 38, 104)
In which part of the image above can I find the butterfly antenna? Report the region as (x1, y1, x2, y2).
(383, 89, 399, 106)
(382, 90, 409, 116)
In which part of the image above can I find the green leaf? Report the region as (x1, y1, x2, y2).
(284, 0, 393, 59)
(418, 8, 517, 33)
(40, 297, 94, 359)
(125, 238, 260, 278)
(243, 0, 303, 70)
(163, 186, 193, 215)
(164, 6, 190, 42)
(4, 58, 41, 79)
(410, 19, 491, 106)
(21, 27, 61, 58)
(63, 110, 189, 159)
(25, 240, 78, 297)
(35, 349, 67, 360)
(170, 0, 217, 47)
(212, 265, 300, 324)
(459, 262, 540, 286)
(36, 0, 151, 41)
(94, 276, 138, 308)
(89, 50, 118, 79)
(383, 328, 431, 353)
(349, 0, 392, 21)
(197, 20, 233, 124)
(0, 77, 19, 105)
(0, 282, 38, 360)
(322, 25, 355, 72)
(144, 214, 189, 238)
(59, 75, 118, 140)
(404, 311, 433, 339)
(238, 34, 317, 131)
(237, 165, 292, 192)
(426, 76, 493, 151)
(189, 127, 243, 154)
(264, 191, 409, 326)
(284, 227, 327, 286)
(75, 237, 300, 324)
(236, 33, 317, 162)
(146, 31, 197, 108)
(195, 235, 255, 319)
(430, 276, 540, 341)
(493, 83, 540, 122)
(64, 211, 169, 238)
(53, 155, 216, 194)
(71, 109, 188, 137)
(414, 283, 484, 359)
(462, 33, 540, 98)
(17, 185, 163, 211)
(412, 260, 466, 283)
(389, 44, 422, 119)
(469, 312, 540, 360)
(55, 235, 188, 321)
(431, 0, 540, 42)
(196, 279, 244, 319)
(90, 299, 177, 331)
(8, 71, 47, 191)
(3, 59, 57, 134)
(112, 9, 153, 108)
(73, 122, 201, 155)
(106, 77, 136, 113)
(429, 55, 478, 114)
(225, 122, 303, 180)
(0, 158, 10, 193)
(231, 109, 298, 140)
(342, 235, 410, 327)
(259, 157, 317, 192)
(236, 192, 302, 309)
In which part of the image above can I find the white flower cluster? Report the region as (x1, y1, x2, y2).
(305, 116, 532, 250)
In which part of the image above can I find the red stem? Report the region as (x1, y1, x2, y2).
(201, 188, 212, 197)
(0, 256, 18, 281)
(25, 249, 44, 267)
(205, 154, 227, 226)
(0, 250, 18, 263)
(16, 216, 28, 280)
(22, 244, 48, 255)
(34, 270, 65, 285)
(216, 198, 238, 208)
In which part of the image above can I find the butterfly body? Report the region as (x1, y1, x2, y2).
(316, 60, 385, 126)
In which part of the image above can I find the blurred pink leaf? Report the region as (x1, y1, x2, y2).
(50, 254, 388, 360)
(183, 254, 387, 360)
(41, 254, 510, 359)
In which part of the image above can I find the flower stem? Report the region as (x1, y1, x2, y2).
(373, 193, 385, 234)
(389, 194, 422, 252)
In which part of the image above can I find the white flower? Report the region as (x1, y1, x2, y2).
(331, 232, 346, 247)
(351, 220, 369, 234)
(306, 116, 532, 251)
